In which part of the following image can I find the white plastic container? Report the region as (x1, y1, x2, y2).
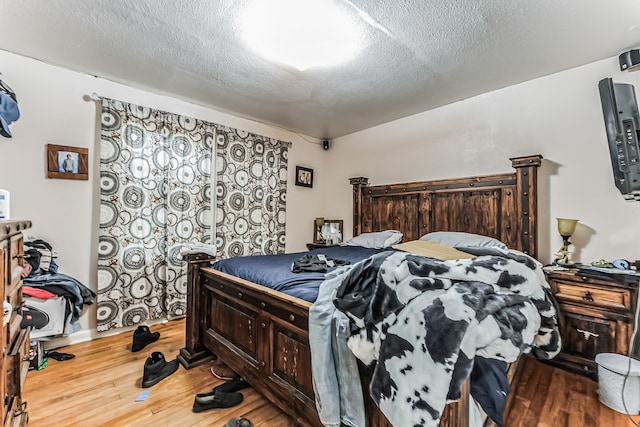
(595, 353, 640, 414)
(0, 189, 9, 220)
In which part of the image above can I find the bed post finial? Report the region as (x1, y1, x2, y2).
(510, 155, 543, 258)
(350, 177, 369, 238)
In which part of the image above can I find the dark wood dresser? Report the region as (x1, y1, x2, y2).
(0, 220, 31, 426)
(545, 267, 639, 377)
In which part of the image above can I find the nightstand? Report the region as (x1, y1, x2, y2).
(544, 268, 639, 377)
(306, 242, 339, 251)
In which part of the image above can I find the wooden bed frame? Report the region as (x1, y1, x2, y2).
(179, 154, 543, 426)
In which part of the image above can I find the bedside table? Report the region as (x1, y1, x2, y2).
(545, 268, 639, 376)
(306, 242, 339, 251)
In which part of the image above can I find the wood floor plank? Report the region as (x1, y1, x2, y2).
(22, 319, 640, 426)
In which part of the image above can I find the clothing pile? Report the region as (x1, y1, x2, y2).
(21, 237, 95, 336)
(291, 253, 350, 273)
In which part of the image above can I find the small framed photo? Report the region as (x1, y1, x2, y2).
(295, 166, 313, 188)
(46, 144, 89, 180)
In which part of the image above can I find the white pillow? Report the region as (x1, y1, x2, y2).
(343, 230, 403, 249)
(419, 231, 507, 250)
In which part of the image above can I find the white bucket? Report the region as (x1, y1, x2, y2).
(595, 353, 640, 414)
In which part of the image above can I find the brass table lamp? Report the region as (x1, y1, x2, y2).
(554, 218, 579, 265)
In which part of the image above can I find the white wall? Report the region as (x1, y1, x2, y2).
(326, 56, 640, 264)
(0, 50, 327, 344)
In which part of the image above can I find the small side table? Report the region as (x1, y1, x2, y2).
(306, 242, 339, 251)
(544, 267, 639, 376)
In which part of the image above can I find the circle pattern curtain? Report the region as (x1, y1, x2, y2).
(214, 126, 288, 258)
(97, 99, 214, 331)
(97, 100, 290, 332)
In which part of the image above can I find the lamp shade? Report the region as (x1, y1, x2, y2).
(557, 218, 579, 237)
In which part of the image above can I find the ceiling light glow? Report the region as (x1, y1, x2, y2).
(242, 0, 362, 71)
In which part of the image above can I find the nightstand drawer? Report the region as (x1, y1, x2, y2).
(553, 280, 631, 311)
(560, 311, 615, 359)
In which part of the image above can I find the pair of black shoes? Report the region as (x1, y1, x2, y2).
(142, 351, 179, 388)
(132, 325, 160, 352)
(192, 376, 250, 413)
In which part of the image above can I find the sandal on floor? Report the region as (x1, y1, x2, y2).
(210, 361, 236, 381)
(192, 391, 243, 413)
(213, 377, 250, 394)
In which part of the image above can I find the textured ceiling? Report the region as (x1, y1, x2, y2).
(1, 0, 640, 139)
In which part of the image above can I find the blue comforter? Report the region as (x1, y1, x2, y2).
(211, 245, 389, 302)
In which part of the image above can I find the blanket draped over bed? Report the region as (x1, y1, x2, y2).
(332, 250, 561, 427)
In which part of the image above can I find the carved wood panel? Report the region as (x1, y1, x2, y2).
(369, 195, 420, 238)
(559, 310, 615, 360)
(430, 190, 500, 238)
(211, 298, 258, 360)
(272, 323, 314, 399)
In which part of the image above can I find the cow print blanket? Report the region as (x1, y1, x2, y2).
(333, 250, 561, 426)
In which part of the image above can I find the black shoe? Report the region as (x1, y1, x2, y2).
(141, 352, 179, 388)
(226, 417, 254, 427)
(213, 376, 250, 394)
(46, 351, 75, 361)
(192, 391, 243, 413)
(132, 325, 160, 352)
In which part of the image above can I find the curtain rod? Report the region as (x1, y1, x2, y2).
(89, 92, 295, 147)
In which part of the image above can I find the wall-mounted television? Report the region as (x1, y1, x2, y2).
(598, 77, 640, 201)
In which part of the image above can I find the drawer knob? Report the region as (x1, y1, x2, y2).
(576, 328, 599, 341)
(582, 291, 594, 302)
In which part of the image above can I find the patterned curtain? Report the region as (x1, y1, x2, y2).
(214, 126, 289, 258)
(97, 99, 214, 331)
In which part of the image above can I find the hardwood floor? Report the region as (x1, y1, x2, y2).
(506, 356, 640, 427)
(22, 319, 640, 427)
(23, 319, 294, 427)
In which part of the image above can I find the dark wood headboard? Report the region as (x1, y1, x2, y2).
(350, 154, 542, 258)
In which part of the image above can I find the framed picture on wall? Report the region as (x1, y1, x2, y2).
(46, 144, 89, 180)
(295, 166, 313, 188)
